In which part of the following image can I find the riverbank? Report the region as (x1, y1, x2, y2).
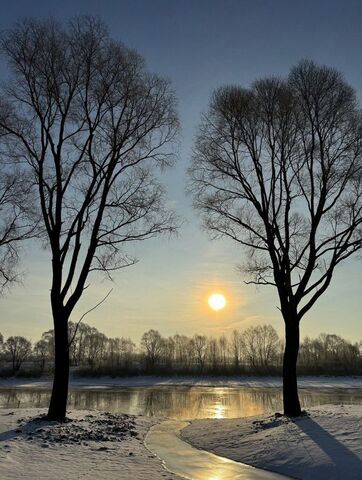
(1, 374, 362, 390)
(182, 404, 362, 480)
(0, 408, 178, 480)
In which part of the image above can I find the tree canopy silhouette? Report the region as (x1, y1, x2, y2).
(190, 60, 362, 416)
(0, 169, 36, 292)
(0, 16, 179, 420)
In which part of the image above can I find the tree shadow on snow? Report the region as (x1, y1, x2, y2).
(0, 413, 49, 443)
(0, 427, 21, 442)
(295, 416, 362, 473)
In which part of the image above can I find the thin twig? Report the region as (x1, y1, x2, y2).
(68, 288, 113, 346)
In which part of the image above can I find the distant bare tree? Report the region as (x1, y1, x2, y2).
(106, 337, 121, 367)
(173, 333, 194, 369)
(141, 329, 165, 368)
(0, 17, 178, 420)
(218, 334, 228, 367)
(34, 335, 53, 373)
(240, 326, 259, 368)
(190, 61, 362, 415)
(192, 334, 208, 371)
(241, 325, 279, 368)
(106, 337, 135, 368)
(118, 337, 136, 367)
(230, 329, 242, 368)
(162, 336, 176, 367)
(207, 337, 219, 370)
(4, 335, 32, 373)
(83, 328, 107, 367)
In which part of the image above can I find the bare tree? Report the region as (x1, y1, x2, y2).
(0, 17, 178, 420)
(173, 333, 194, 370)
(241, 325, 279, 368)
(141, 329, 164, 368)
(240, 326, 259, 369)
(207, 337, 219, 370)
(230, 329, 242, 368)
(192, 334, 208, 371)
(83, 328, 107, 367)
(4, 335, 32, 373)
(218, 334, 228, 368)
(162, 336, 175, 368)
(110, 337, 135, 368)
(189, 60, 362, 416)
(34, 334, 53, 373)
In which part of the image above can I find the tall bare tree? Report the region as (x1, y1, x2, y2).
(0, 17, 178, 420)
(190, 61, 362, 416)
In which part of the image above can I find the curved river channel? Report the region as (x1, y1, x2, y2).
(145, 419, 289, 479)
(1, 385, 362, 479)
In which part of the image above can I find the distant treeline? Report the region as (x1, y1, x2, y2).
(1, 323, 361, 377)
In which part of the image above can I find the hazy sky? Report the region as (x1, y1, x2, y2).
(0, 0, 361, 343)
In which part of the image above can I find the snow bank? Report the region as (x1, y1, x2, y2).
(1, 375, 362, 390)
(0, 409, 178, 479)
(182, 404, 362, 480)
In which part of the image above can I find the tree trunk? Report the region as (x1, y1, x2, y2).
(47, 313, 69, 421)
(283, 319, 302, 416)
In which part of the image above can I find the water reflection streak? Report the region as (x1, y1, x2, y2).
(0, 386, 361, 419)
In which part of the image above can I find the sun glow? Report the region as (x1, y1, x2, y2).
(208, 293, 226, 311)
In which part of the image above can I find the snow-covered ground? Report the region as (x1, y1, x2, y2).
(1, 402, 361, 479)
(1, 375, 362, 390)
(182, 405, 362, 480)
(0, 408, 178, 480)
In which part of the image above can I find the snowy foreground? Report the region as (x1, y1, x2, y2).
(0, 405, 361, 480)
(0, 408, 178, 480)
(182, 405, 362, 480)
(1, 374, 362, 389)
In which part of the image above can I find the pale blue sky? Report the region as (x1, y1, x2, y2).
(0, 0, 361, 343)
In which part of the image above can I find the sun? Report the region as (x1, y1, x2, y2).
(208, 293, 226, 311)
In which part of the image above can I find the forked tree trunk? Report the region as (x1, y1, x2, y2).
(47, 312, 70, 421)
(282, 318, 302, 417)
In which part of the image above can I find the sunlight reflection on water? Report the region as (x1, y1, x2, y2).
(0, 386, 362, 419)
